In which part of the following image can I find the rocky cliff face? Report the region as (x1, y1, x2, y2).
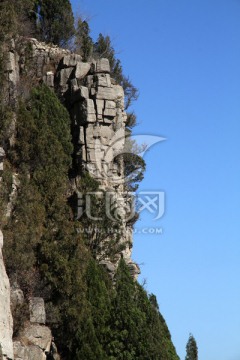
(0, 37, 140, 358)
(16, 37, 139, 277)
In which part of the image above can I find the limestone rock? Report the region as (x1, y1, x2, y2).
(6, 52, 15, 72)
(58, 67, 73, 87)
(75, 62, 91, 79)
(14, 341, 45, 360)
(29, 298, 46, 325)
(61, 54, 82, 67)
(10, 286, 24, 312)
(96, 86, 116, 101)
(94, 58, 110, 73)
(13, 324, 53, 360)
(104, 108, 116, 117)
(83, 99, 96, 123)
(95, 73, 112, 87)
(96, 99, 104, 116)
(20, 324, 51, 351)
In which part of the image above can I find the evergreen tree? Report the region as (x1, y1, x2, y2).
(38, 0, 75, 46)
(75, 18, 93, 61)
(185, 334, 198, 360)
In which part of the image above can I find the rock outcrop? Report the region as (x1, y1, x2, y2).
(13, 297, 59, 360)
(8, 36, 139, 278)
(1, 36, 141, 359)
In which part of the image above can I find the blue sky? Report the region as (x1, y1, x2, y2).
(71, 1, 240, 359)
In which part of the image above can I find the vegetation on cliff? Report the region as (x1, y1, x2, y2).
(0, 1, 179, 359)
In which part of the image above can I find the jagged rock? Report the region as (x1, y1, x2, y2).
(20, 324, 51, 350)
(75, 62, 91, 79)
(94, 58, 110, 73)
(10, 286, 24, 312)
(13, 299, 60, 360)
(58, 67, 73, 87)
(0, 230, 14, 360)
(61, 54, 82, 67)
(79, 86, 89, 99)
(29, 298, 46, 325)
(13, 323, 59, 360)
(14, 341, 46, 360)
(95, 73, 112, 87)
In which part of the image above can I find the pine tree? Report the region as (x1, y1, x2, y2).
(185, 334, 198, 360)
(38, 0, 75, 46)
(75, 18, 93, 61)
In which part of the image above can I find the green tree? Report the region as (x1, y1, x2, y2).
(0, 0, 38, 40)
(38, 0, 75, 46)
(185, 334, 198, 360)
(75, 18, 93, 61)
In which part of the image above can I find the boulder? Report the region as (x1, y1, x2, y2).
(61, 54, 82, 67)
(95, 73, 112, 87)
(75, 62, 91, 79)
(20, 323, 52, 351)
(58, 67, 73, 86)
(94, 58, 110, 73)
(29, 297, 46, 324)
(96, 87, 117, 101)
(14, 341, 46, 360)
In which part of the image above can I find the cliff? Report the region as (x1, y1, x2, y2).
(0, 36, 179, 360)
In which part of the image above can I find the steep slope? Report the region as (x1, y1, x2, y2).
(0, 37, 179, 360)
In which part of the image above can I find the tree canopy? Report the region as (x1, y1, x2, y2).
(185, 334, 198, 360)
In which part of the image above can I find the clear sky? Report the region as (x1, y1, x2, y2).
(71, 1, 240, 359)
